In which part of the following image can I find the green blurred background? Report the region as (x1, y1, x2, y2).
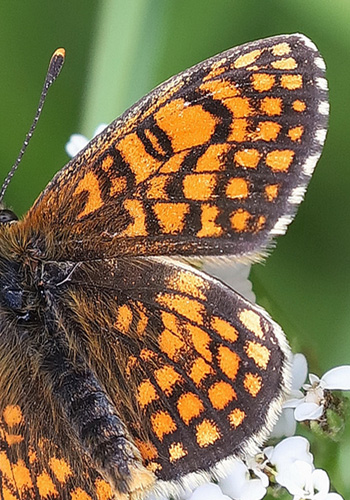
(0, 0, 349, 497)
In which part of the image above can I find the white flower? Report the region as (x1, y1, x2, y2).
(218, 459, 267, 500)
(270, 353, 308, 437)
(264, 436, 314, 474)
(276, 461, 343, 500)
(285, 365, 350, 422)
(65, 124, 107, 158)
(186, 483, 231, 500)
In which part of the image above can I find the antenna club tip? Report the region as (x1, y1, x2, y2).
(48, 48, 65, 81)
(54, 47, 66, 59)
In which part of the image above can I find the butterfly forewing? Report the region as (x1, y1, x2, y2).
(24, 34, 328, 262)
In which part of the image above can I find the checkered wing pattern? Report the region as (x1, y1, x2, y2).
(24, 34, 328, 261)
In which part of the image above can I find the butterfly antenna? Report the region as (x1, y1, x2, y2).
(0, 48, 65, 204)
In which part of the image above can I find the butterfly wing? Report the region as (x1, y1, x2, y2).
(23, 34, 328, 261)
(44, 256, 290, 495)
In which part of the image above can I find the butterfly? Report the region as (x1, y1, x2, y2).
(0, 34, 328, 500)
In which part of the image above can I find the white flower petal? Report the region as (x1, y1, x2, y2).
(294, 402, 324, 421)
(65, 133, 89, 157)
(312, 468, 330, 496)
(309, 373, 321, 385)
(277, 460, 313, 494)
(325, 493, 344, 500)
(219, 460, 248, 498)
(292, 353, 308, 390)
(187, 483, 230, 500)
(240, 479, 267, 500)
(321, 366, 350, 390)
(270, 408, 297, 438)
(266, 436, 313, 468)
(284, 397, 304, 408)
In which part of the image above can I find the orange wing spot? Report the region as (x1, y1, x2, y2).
(153, 202, 189, 234)
(260, 97, 282, 116)
(244, 373, 263, 397)
(228, 118, 249, 142)
(117, 132, 161, 185)
(211, 316, 238, 342)
(169, 443, 188, 463)
(147, 462, 162, 473)
(239, 309, 265, 339)
(189, 357, 213, 385)
(49, 457, 72, 483)
(254, 121, 281, 141)
(168, 270, 207, 300)
(159, 311, 185, 360)
(144, 128, 167, 156)
(202, 58, 227, 81)
(288, 125, 304, 141)
(115, 304, 133, 334)
(154, 365, 182, 396)
(200, 79, 239, 99)
(177, 392, 204, 424)
(245, 340, 270, 369)
(229, 408, 246, 428)
(151, 411, 177, 441)
(225, 97, 253, 118)
(230, 209, 251, 232)
(196, 419, 221, 447)
(146, 175, 169, 200)
(0, 451, 12, 478)
(234, 149, 261, 168)
(208, 381, 236, 410)
(183, 173, 217, 201)
(226, 178, 249, 199)
(95, 478, 114, 500)
(256, 215, 266, 232)
(3, 405, 23, 426)
(74, 171, 103, 219)
(272, 57, 297, 70)
(186, 324, 212, 362)
(101, 154, 114, 172)
(281, 74, 303, 90)
(234, 49, 261, 68)
(197, 204, 223, 238)
(12, 460, 33, 490)
(154, 98, 217, 152)
(138, 380, 159, 408)
(217, 345, 240, 380)
(136, 303, 148, 336)
(71, 488, 93, 500)
(272, 42, 291, 56)
(140, 349, 157, 362)
(2, 485, 17, 500)
(292, 99, 306, 112)
(110, 176, 127, 197)
(135, 439, 158, 461)
(251, 73, 275, 92)
(120, 199, 147, 237)
(266, 150, 295, 172)
(159, 322, 185, 360)
(265, 184, 279, 201)
(37, 471, 58, 497)
(160, 151, 187, 173)
(5, 432, 24, 446)
(126, 355, 138, 376)
(195, 143, 230, 172)
(156, 293, 205, 325)
(28, 448, 37, 464)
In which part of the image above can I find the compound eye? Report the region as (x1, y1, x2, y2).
(0, 209, 18, 224)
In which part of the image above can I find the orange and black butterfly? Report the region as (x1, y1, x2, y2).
(0, 34, 328, 499)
